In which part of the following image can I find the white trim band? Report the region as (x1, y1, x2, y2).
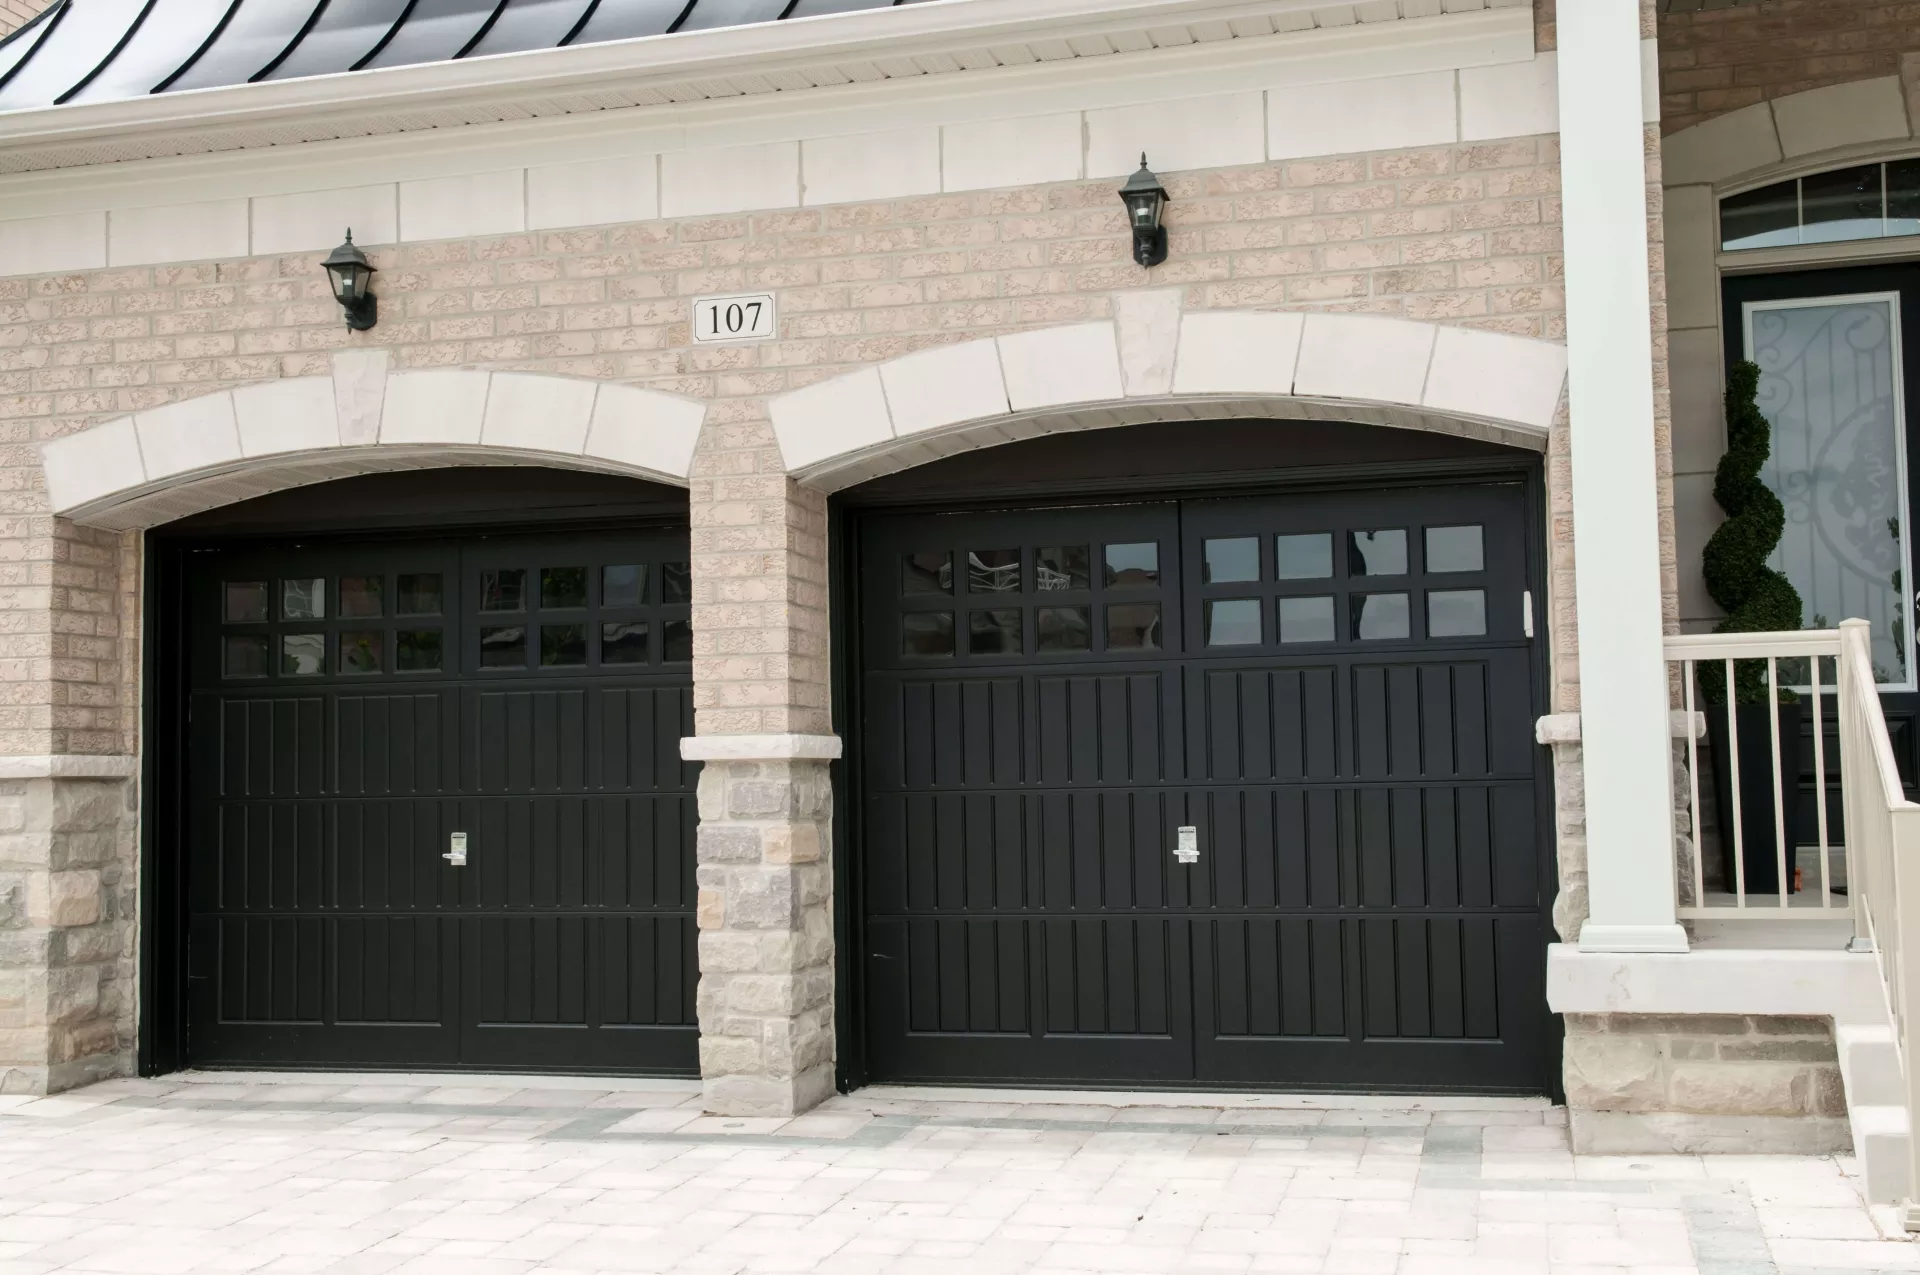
(1534, 711, 1705, 744)
(0, 755, 138, 779)
(680, 734, 844, 761)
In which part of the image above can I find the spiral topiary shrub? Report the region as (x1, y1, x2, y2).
(1701, 359, 1803, 703)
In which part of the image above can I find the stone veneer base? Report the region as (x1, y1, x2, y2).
(1570, 1109, 1852, 1155)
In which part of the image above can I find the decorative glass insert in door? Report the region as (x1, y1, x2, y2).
(1746, 292, 1914, 688)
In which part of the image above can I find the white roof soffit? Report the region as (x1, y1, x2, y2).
(0, 0, 1531, 175)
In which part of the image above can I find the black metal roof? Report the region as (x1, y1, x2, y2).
(0, 0, 918, 110)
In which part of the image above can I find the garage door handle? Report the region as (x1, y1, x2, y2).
(1174, 825, 1199, 865)
(444, 831, 468, 867)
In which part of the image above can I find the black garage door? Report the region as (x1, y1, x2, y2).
(181, 527, 697, 1074)
(856, 482, 1549, 1092)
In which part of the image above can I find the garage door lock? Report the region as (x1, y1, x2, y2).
(1174, 826, 1199, 865)
(444, 832, 468, 867)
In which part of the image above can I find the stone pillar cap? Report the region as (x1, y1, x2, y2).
(680, 734, 843, 761)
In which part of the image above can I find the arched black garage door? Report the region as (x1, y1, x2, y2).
(845, 426, 1553, 1094)
(148, 471, 698, 1076)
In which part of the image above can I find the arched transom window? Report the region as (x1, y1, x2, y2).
(1722, 160, 1920, 252)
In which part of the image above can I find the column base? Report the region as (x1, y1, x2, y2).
(1578, 922, 1690, 953)
(703, 1064, 836, 1119)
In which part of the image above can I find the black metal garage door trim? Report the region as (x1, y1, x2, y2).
(830, 446, 1559, 1097)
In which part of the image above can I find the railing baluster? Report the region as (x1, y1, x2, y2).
(1728, 657, 1746, 910)
(1769, 656, 1788, 910)
(1811, 654, 1831, 909)
(1685, 657, 1703, 914)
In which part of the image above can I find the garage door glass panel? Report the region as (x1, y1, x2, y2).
(1279, 596, 1336, 644)
(226, 583, 268, 623)
(1426, 526, 1484, 573)
(1276, 533, 1333, 579)
(397, 574, 443, 616)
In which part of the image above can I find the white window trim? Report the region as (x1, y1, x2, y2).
(1742, 290, 1916, 692)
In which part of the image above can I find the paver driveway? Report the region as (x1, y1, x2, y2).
(0, 1072, 1914, 1274)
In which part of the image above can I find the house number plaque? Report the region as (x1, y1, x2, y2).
(692, 292, 776, 344)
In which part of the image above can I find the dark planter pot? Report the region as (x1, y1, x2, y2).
(1704, 700, 1804, 897)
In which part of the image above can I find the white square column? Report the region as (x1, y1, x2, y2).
(1557, 2, 1688, 953)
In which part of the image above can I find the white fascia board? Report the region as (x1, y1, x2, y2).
(0, 8, 1530, 223)
(0, 0, 1465, 156)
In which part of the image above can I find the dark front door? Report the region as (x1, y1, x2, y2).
(856, 482, 1549, 1092)
(182, 528, 697, 1074)
(1722, 267, 1920, 834)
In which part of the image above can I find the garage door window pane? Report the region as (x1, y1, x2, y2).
(1037, 606, 1091, 652)
(541, 567, 588, 610)
(1036, 545, 1089, 591)
(1349, 530, 1407, 576)
(663, 618, 693, 662)
(339, 576, 383, 618)
(480, 569, 525, 612)
(396, 630, 442, 672)
(224, 634, 269, 677)
(1205, 598, 1262, 646)
(662, 562, 692, 604)
(541, 624, 587, 666)
(968, 549, 1021, 593)
(283, 578, 325, 620)
(1275, 533, 1332, 580)
(282, 633, 325, 675)
(970, 608, 1022, 654)
(1105, 542, 1159, 588)
(1428, 589, 1487, 637)
(603, 621, 649, 664)
(397, 573, 442, 616)
(903, 551, 953, 594)
(1279, 596, 1335, 644)
(1425, 525, 1484, 573)
(903, 613, 955, 656)
(224, 582, 268, 623)
(603, 564, 647, 607)
(1107, 603, 1162, 650)
(340, 631, 383, 674)
(1353, 593, 1410, 640)
(480, 626, 527, 668)
(1204, 537, 1260, 584)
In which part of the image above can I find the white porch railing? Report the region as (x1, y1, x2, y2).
(1668, 621, 1920, 1221)
(1666, 627, 1855, 922)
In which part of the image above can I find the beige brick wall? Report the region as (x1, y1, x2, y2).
(2, 144, 1569, 749)
(0, 0, 51, 38)
(1658, 0, 1920, 135)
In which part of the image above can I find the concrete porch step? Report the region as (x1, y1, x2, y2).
(1838, 1024, 1910, 1204)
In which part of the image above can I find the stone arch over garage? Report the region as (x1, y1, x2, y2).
(39, 350, 709, 530)
(767, 305, 1569, 490)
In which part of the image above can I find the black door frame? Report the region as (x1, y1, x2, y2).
(1720, 265, 1920, 800)
(828, 446, 1562, 1097)
(139, 500, 692, 1078)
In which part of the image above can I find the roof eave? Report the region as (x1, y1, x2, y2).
(0, 0, 1427, 150)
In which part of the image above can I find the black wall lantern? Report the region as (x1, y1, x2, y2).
(322, 230, 378, 331)
(1118, 154, 1170, 268)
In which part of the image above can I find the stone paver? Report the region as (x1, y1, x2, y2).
(0, 1074, 1914, 1274)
